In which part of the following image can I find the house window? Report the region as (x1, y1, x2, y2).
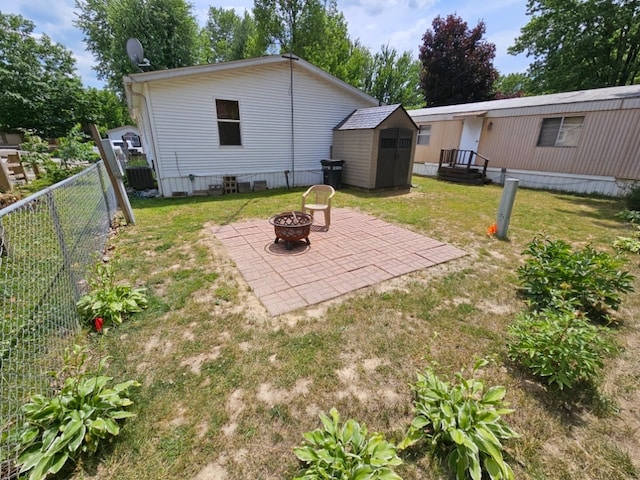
(537, 116, 584, 147)
(417, 125, 431, 145)
(215, 99, 241, 146)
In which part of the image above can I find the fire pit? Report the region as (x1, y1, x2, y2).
(269, 211, 313, 250)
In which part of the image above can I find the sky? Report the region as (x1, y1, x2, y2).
(4, 0, 532, 89)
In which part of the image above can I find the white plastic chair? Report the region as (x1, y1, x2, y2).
(301, 184, 335, 229)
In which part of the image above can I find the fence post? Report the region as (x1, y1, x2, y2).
(89, 124, 136, 225)
(497, 178, 519, 240)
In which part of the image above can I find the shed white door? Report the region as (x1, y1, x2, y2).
(459, 118, 483, 161)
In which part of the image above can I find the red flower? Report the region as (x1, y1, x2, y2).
(487, 223, 497, 236)
(94, 317, 104, 333)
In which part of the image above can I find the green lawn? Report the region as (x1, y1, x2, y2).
(82, 177, 639, 479)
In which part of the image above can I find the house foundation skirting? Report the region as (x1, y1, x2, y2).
(412, 163, 632, 197)
(159, 169, 324, 197)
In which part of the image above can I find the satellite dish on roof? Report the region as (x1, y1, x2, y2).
(126, 38, 150, 70)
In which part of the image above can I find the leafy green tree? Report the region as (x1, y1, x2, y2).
(0, 12, 86, 137)
(54, 124, 100, 167)
(419, 14, 498, 107)
(200, 7, 264, 63)
(493, 73, 532, 99)
(364, 45, 422, 108)
(252, 0, 368, 85)
(79, 88, 133, 131)
(510, 0, 640, 93)
(75, 0, 200, 95)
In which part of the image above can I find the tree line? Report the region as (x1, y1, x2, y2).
(1, 0, 639, 139)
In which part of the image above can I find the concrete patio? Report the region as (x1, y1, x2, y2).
(211, 208, 466, 316)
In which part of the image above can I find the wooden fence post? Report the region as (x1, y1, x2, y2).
(88, 124, 136, 225)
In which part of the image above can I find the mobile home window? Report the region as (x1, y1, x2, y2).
(537, 116, 584, 147)
(215, 99, 241, 146)
(417, 125, 431, 145)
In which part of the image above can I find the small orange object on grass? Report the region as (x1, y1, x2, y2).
(487, 223, 497, 236)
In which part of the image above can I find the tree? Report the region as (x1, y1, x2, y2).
(75, 0, 200, 95)
(493, 73, 531, 98)
(200, 7, 264, 63)
(80, 88, 134, 131)
(509, 0, 640, 93)
(252, 0, 368, 85)
(419, 14, 498, 107)
(0, 12, 86, 137)
(363, 45, 422, 108)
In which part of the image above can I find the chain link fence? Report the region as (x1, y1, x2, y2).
(0, 162, 117, 477)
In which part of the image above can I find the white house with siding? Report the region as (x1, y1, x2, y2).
(123, 55, 379, 197)
(409, 85, 640, 196)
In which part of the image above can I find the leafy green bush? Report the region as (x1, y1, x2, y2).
(20, 131, 50, 176)
(518, 236, 635, 321)
(292, 407, 403, 480)
(53, 124, 100, 167)
(17, 345, 139, 480)
(624, 183, 640, 211)
(400, 360, 519, 480)
(613, 225, 640, 254)
(507, 306, 617, 390)
(616, 209, 640, 224)
(76, 262, 148, 327)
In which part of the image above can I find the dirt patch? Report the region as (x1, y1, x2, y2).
(193, 461, 228, 480)
(335, 359, 401, 406)
(478, 300, 514, 316)
(143, 335, 174, 357)
(256, 379, 312, 405)
(180, 346, 222, 375)
(222, 389, 246, 436)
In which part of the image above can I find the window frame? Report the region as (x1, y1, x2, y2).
(215, 99, 242, 147)
(537, 116, 584, 147)
(417, 125, 431, 145)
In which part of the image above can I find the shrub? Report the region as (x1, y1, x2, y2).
(615, 209, 640, 224)
(507, 306, 617, 390)
(292, 407, 403, 480)
(518, 236, 635, 321)
(53, 124, 100, 167)
(20, 131, 50, 176)
(16, 345, 139, 480)
(613, 225, 640, 254)
(76, 262, 148, 328)
(400, 360, 519, 480)
(625, 183, 640, 211)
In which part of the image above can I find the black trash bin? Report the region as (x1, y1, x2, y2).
(320, 159, 345, 189)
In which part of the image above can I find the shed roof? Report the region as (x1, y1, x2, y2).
(409, 84, 640, 121)
(335, 104, 417, 130)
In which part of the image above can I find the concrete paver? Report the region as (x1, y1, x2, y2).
(211, 208, 466, 316)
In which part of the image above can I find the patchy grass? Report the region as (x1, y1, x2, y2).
(82, 177, 639, 480)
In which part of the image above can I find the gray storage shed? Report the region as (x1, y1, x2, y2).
(332, 104, 418, 191)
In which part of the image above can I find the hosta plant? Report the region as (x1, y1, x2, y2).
(507, 305, 617, 390)
(76, 262, 148, 327)
(17, 345, 139, 480)
(518, 235, 634, 321)
(400, 360, 519, 480)
(292, 407, 403, 480)
(613, 225, 640, 254)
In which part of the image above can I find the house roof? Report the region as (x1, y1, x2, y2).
(334, 104, 417, 130)
(124, 55, 378, 112)
(106, 125, 138, 134)
(409, 84, 640, 121)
